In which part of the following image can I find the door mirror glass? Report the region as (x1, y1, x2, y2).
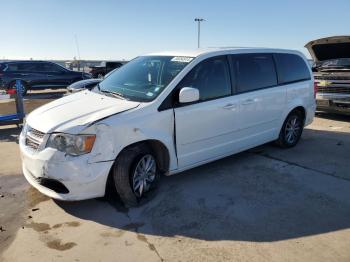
(179, 87, 199, 103)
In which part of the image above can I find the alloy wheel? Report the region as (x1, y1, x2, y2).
(132, 154, 156, 197)
(284, 116, 301, 144)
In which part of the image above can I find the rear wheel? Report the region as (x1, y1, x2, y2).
(276, 110, 304, 148)
(112, 144, 160, 207)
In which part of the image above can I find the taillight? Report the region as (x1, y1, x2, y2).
(7, 89, 16, 95)
(313, 82, 318, 98)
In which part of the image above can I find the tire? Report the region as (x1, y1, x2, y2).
(112, 144, 160, 207)
(275, 110, 304, 148)
(9, 80, 27, 96)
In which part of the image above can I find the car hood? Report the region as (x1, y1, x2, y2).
(26, 91, 140, 134)
(305, 36, 350, 62)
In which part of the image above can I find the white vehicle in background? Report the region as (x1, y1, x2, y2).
(19, 48, 315, 206)
(66, 69, 118, 93)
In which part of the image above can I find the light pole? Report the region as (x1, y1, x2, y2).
(194, 18, 205, 48)
(74, 34, 81, 71)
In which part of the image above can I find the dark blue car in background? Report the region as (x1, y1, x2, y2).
(0, 61, 91, 95)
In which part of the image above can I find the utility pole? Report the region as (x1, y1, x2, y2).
(74, 34, 81, 71)
(194, 18, 205, 48)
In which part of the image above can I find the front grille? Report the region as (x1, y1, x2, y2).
(316, 79, 350, 94)
(25, 138, 40, 149)
(29, 128, 45, 139)
(25, 126, 45, 150)
(318, 87, 350, 94)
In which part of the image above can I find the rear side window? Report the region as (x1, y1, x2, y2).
(178, 56, 231, 101)
(274, 53, 310, 84)
(233, 54, 277, 93)
(5, 63, 36, 72)
(34, 62, 65, 72)
(19, 63, 38, 71)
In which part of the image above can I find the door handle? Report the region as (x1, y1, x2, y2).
(223, 103, 237, 110)
(241, 99, 255, 105)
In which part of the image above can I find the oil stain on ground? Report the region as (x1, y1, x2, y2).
(52, 221, 81, 229)
(26, 187, 49, 208)
(26, 221, 81, 251)
(100, 230, 125, 238)
(46, 239, 77, 251)
(27, 221, 81, 231)
(26, 222, 51, 232)
(137, 234, 163, 261)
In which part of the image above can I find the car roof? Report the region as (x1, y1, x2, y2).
(144, 47, 304, 58)
(0, 60, 56, 64)
(0, 60, 52, 64)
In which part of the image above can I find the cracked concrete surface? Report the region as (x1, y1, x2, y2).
(1, 110, 350, 261)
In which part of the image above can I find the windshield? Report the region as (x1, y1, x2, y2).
(318, 58, 350, 68)
(97, 56, 193, 102)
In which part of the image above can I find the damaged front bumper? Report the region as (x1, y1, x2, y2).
(19, 131, 114, 201)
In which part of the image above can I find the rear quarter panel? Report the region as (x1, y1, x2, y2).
(283, 80, 315, 128)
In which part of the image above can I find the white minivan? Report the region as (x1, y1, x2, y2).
(20, 48, 316, 206)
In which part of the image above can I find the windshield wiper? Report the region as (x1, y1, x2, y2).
(109, 91, 128, 100)
(99, 89, 127, 100)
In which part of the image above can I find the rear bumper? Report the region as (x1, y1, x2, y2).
(316, 93, 350, 114)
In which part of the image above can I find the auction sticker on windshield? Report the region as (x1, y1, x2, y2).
(171, 57, 193, 63)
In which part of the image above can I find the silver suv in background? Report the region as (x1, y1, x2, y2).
(306, 36, 350, 114)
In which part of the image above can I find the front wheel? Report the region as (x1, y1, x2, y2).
(275, 111, 304, 148)
(112, 144, 160, 207)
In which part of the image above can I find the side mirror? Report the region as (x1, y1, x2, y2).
(179, 87, 200, 103)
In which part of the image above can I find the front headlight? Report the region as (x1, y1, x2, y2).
(47, 133, 96, 156)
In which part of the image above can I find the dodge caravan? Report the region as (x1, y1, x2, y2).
(19, 48, 315, 206)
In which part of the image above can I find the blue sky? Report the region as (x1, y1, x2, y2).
(1, 0, 349, 60)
